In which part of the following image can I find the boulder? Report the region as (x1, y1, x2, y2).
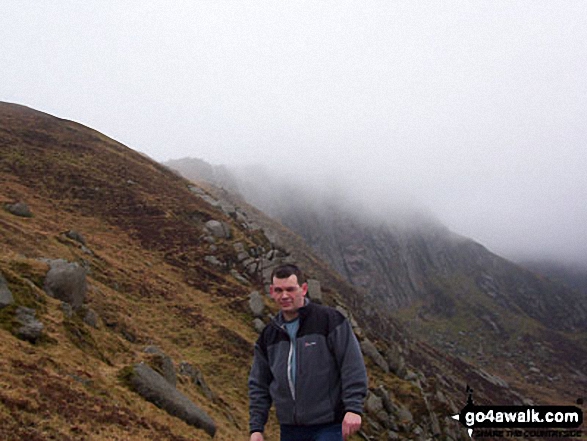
(65, 230, 87, 245)
(144, 346, 177, 387)
(253, 318, 266, 334)
(361, 339, 390, 373)
(15, 307, 44, 343)
(365, 391, 384, 414)
(43, 259, 87, 310)
(204, 256, 223, 267)
(127, 363, 216, 437)
(5, 202, 32, 217)
(204, 220, 230, 239)
(230, 269, 249, 284)
(233, 242, 245, 253)
(0, 273, 14, 309)
(248, 291, 265, 318)
(307, 279, 323, 304)
(385, 345, 407, 378)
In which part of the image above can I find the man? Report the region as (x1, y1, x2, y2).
(248, 264, 368, 441)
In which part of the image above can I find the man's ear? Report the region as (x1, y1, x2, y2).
(301, 282, 308, 296)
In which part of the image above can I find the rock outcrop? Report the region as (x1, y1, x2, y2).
(4, 201, 33, 217)
(14, 306, 44, 343)
(43, 259, 87, 310)
(0, 273, 14, 308)
(126, 362, 216, 437)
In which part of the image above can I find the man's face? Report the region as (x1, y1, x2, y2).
(270, 274, 308, 319)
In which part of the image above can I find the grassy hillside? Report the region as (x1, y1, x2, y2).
(0, 103, 276, 440)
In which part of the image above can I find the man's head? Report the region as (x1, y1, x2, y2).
(269, 264, 308, 320)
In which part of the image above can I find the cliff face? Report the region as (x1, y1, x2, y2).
(283, 202, 587, 332)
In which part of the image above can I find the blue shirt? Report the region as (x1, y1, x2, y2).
(283, 317, 300, 392)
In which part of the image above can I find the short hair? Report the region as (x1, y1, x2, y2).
(270, 264, 306, 284)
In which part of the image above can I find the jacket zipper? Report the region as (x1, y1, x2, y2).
(277, 322, 299, 425)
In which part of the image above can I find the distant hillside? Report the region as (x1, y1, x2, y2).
(519, 259, 587, 296)
(168, 157, 587, 414)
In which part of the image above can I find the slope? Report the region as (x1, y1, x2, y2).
(0, 102, 483, 441)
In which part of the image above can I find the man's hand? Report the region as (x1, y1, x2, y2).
(342, 411, 362, 440)
(250, 432, 264, 441)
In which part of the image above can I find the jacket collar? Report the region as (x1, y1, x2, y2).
(274, 297, 311, 327)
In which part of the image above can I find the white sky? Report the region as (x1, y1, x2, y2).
(1, 1, 586, 266)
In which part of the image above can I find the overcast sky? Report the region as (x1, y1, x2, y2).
(2, 1, 586, 266)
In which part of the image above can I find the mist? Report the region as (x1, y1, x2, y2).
(2, 1, 586, 267)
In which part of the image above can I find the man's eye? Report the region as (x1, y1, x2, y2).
(274, 287, 297, 293)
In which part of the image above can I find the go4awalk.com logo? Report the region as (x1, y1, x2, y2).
(451, 386, 584, 439)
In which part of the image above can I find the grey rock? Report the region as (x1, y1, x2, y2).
(385, 345, 407, 378)
(307, 279, 323, 304)
(248, 291, 265, 317)
(82, 308, 99, 328)
(230, 269, 248, 284)
(65, 230, 86, 245)
(237, 252, 250, 263)
(179, 362, 215, 401)
(203, 236, 216, 245)
(15, 307, 44, 343)
(128, 363, 216, 437)
(374, 386, 395, 415)
(0, 273, 14, 309)
(233, 242, 246, 253)
(219, 202, 236, 216)
(361, 339, 390, 373)
(476, 368, 509, 388)
(365, 392, 384, 414)
(144, 346, 177, 387)
(253, 318, 266, 334)
(5, 201, 32, 217)
(43, 260, 87, 310)
(187, 185, 206, 196)
(396, 406, 414, 428)
(204, 256, 223, 267)
(405, 370, 419, 382)
(61, 302, 74, 318)
(243, 259, 259, 276)
(201, 195, 221, 207)
(205, 220, 230, 239)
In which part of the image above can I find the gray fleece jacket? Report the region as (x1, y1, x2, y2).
(248, 300, 368, 434)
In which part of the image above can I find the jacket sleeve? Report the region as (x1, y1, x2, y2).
(329, 317, 368, 415)
(248, 339, 273, 434)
